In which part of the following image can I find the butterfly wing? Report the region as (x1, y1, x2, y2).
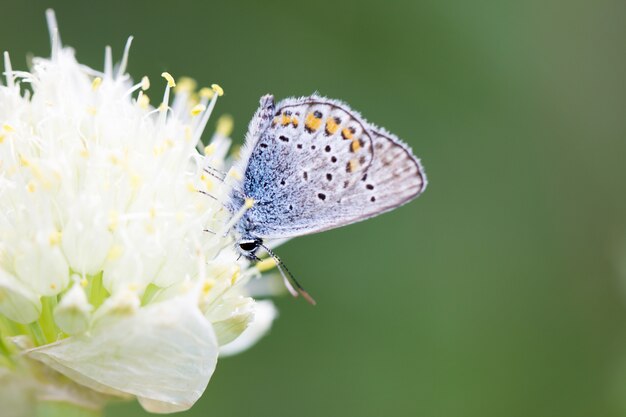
(234, 95, 426, 239)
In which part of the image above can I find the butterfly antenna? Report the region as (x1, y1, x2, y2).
(259, 243, 316, 306)
(203, 166, 226, 182)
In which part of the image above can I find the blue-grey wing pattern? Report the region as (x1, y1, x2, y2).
(231, 95, 426, 239)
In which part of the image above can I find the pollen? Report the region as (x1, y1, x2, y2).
(230, 268, 241, 285)
(191, 103, 206, 116)
(2, 124, 14, 132)
(256, 257, 277, 272)
(130, 174, 142, 189)
(108, 211, 120, 231)
(174, 76, 196, 93)
(227, 167, 243, 180)
(137, 92, 150, 108)
(244, 197, 255, 209)
(204, 143, 216, 156)
(199, 87, 214, 99)
(49, 230, 62, 246)
(202, 279, 214, 295)
(18, 154, 30, 166)
(161, 72, 176, 88)
(107, 245, 123, 261)
(26, 181, 36, 193)
(91, 77, 102, 91)
(211, 84, 224, 96)
(217, 114, 234, 136)
(141, 76, 150, 90)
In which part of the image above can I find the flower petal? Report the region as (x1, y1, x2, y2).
(219, 300, 277, 357)
(208, 296, 255, 346)
(27, 296, 218, 412)
(0, 267, 41, 324)
(53, 281, 92, 335)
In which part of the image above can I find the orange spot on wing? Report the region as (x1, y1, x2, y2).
(292, 117, 299, 127)
(347, 159, 359, 173)
(325, 117, 339, 135)
(341, 127, 354, 140)
(305, 112, 322, 132)
(281, 115, 291, 126)
(350, 139, 361, 152)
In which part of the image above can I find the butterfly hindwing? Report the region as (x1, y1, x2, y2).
(234, 95, 426, 239)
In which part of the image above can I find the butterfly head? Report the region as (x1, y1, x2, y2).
(236, 237, 263, 260)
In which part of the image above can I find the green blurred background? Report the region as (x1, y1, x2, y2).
(3, 0, 626, 416)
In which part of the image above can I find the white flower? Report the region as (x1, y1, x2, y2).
(0, 10, 277, 414)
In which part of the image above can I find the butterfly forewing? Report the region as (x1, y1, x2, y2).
(238, 95, 426, 239)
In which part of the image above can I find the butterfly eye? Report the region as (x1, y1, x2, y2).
(238, 240, 259, 252)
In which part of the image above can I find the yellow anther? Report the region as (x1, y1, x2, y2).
(2, 124, 14, 132)
(230, 268, 241, 285)
(161, 72, 176, 87)
(0, 134, 5, 143)
(137, 92, 150, 109)
(186, 181, 196, 192)
(244, 198, 255, 209)
(86, 106, 97, 116)
(191, 103, 206, 116)
(49, 231, 62, 246)
(130, 174, 142, 189)
(203, 175, 213, 191)
(175, 77, 197, 93)
(216, 114, 234, 136)
(91, 77, 102, 91)
(202, 279, 214, 295)
(141, 76, 150, 90)
(227, 167, 242, 180)
(80, 278, 88, 288)
(18, 155, 29, 166)
(107, 245, 123, 261)
(199, 87, 214, 99)
(79, 148, 89, 158)
(145, 222, 155, 234)
(149, 207, 156, 219)
(50, 283, 57, 290)
(108, 211, 119, 231)
(26, 181, 36, 193)
(211, 83, 224, 96)
(204, 143, 216, 156)
(256, 257, 277, 272)
(158, 102, 167, 112)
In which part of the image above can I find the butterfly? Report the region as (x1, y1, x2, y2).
(225, 94, 427, 304)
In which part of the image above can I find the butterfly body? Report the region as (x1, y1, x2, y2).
(228, 94, 427, 267)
